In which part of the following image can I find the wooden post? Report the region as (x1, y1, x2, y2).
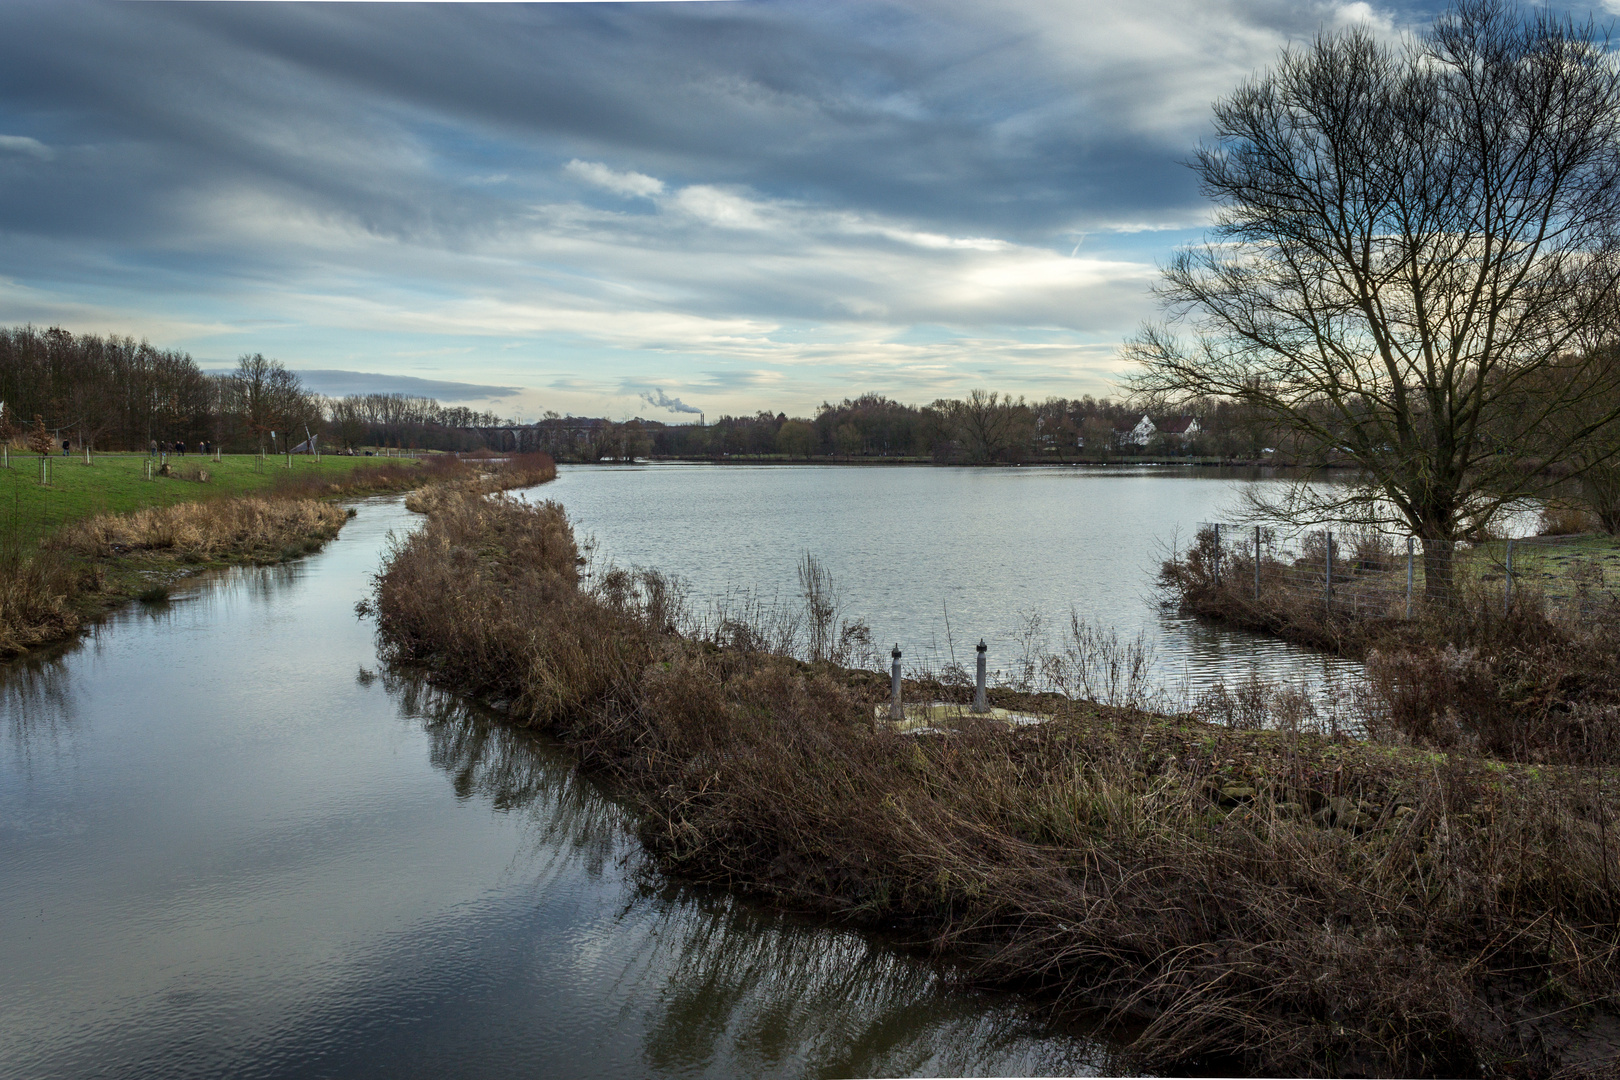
(1406, 536, 1414, 619)
(890, 644, 903, 722)
(1505, 539, 1515, 613)
(1254, 525, 1261, 600)
(1324, 531, 1333, 615)
(973, 639, 988, 714)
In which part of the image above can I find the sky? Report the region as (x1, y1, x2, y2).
(0, 0, 1607, 422)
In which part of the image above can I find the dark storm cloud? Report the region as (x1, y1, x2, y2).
(0, 0, 1330, 248)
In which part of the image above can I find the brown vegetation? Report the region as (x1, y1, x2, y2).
(1161, 526, 1620, 766)
(52, 497, 349, 562)
(370, 492, 1620, 1078)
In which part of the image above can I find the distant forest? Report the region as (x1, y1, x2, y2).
(528, 390, 1283, 464)
(0, 325, 1283, 461)
(0, 326, 513, 453)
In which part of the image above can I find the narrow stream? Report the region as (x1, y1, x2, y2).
(0, 496, 1123, 1079)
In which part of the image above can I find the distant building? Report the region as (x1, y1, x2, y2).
(1114, 414, 1156, 447)
(1156, 416, 1201, 441)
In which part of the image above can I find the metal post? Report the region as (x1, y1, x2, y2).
(1405, 536, 1414, 619)
(1254, 525, 1261, 600)
(1324, 531, 1333, 615)
(890, 645, 903, 721)
(1212, 522, 1221, 586)
(973, 639, 988, 713)
(1505, 539, 1515, 613)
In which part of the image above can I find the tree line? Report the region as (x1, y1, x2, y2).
(0, 326, 512, 453)
(532, 391, 1284, 465)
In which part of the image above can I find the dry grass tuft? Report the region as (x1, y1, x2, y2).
(51, 497, 348, 561)
(372, 494, 1620, 1078)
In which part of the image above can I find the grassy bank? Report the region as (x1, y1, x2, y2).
(0, 451, 458, 550)
(367, 491, 1620, 1078)
(0, 452, 557, 656)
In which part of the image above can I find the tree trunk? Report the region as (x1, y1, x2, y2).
(1421, 535, 1455, 607)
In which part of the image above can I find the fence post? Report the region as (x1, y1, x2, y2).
(1213, 522, 1221, 587)
(1505, 539, 1515, 613)
(1253, 525, 1261, 600)
(1406, 536, 1414, 619)
(973, 639, 988, 713)
(890, 645, 903, 722)
(1324, 531, 1333, 616)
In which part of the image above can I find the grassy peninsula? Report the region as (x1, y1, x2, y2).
(368, 490, 1620, 1079)
(0, 451, 556, 656)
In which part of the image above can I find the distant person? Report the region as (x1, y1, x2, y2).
(61, 439, 68, 457)
(149, 439, 157, 456)
(177, 441, 186, 456)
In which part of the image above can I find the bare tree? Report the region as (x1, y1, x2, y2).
(935, 389, 1033, 463)
(1128, 0, 1620, 600)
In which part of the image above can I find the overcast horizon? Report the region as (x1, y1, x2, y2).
(2, 0, 1612, 421)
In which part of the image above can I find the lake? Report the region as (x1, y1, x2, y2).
(536, 463, 1360, 705)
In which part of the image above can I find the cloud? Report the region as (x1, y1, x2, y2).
(0, 135, 52, 160)
(564, 159, 664, 199)
(636, 386, 702, 414)
(0, 0, 1445, 412)
(205, 368, 521, 401)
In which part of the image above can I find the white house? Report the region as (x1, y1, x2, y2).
(1157, 416, 1201, 441)
(1113, 414, 1156, 447)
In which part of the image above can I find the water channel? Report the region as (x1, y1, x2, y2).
(0, 495, 1127, 1080)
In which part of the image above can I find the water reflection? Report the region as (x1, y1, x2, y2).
(0, 643, 79, 766)
(385, 669, 1122, 1078)
(384, 669, 632, 879)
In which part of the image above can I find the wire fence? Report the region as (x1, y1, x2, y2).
(1194, 521, 1620, 625)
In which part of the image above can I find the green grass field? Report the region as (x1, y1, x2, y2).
(0, 452, 422, 548)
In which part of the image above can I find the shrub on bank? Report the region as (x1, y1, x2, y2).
(1162, 526, 1620, 765)
(370, 493, 1620, 1078)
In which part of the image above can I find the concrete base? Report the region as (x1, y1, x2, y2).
(874, 701, 1049, 734)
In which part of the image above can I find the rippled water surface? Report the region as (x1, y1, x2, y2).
(536, 463, 1360, 701)
(0, 497, 1123, 1080)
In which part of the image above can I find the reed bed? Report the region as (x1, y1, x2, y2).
(370, 492, 1620, 1078)
(52, 497, 348, 561)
